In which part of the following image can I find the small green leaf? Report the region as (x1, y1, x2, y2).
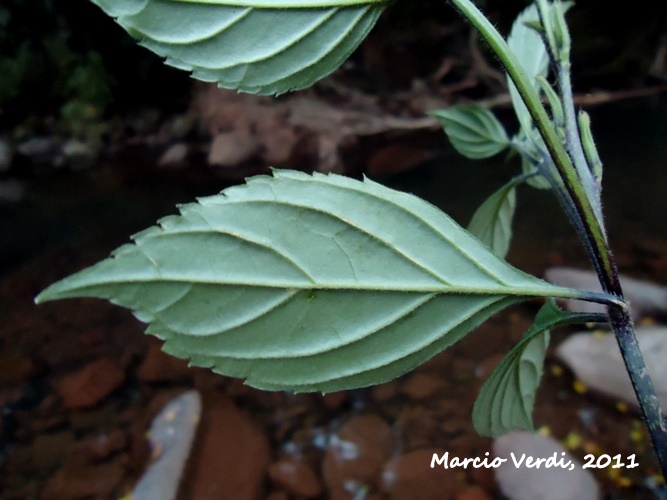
(472, 299, 588, 437)
(430, 104, 510, 159)
(90, 0, 388, 95)
(468, 176, 523, 258)
(37, 170, 588, 393)
(506, 2, 573, 136)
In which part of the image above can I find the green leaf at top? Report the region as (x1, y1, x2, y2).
(506, 2, 573, 136)
(90, 0, 388, 95)
(37, 170, 589, 393)
(472, 299, 589, 437)
(430, 104, 510, 159)
(468, 176, 523, 259)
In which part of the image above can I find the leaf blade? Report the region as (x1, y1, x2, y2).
(430, 104, 509, 159)
(37, 170, 587, 392)
(468, 176, 523, 258)
(91, 0, 388, 95)
(472, 299, 587, 437)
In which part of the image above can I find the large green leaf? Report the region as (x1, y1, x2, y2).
(37, 170, 589, 392)
(468, 176, 523, 259)
(91, 0, 388, 95)
(472, 299, 592, 437)
(430, 105, 510, 160)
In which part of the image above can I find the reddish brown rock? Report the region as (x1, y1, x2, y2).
(39, 459, 124, 500)
(401, 372, 448, 401)
(381, 449, 457, 500)
(53, 358, 125, 409)
(456, 485, 493, 500)
(322, 414, 395, 499)
(269, 459, 323, 498)
(181, 392, 271, 500)
(137, 341, 192, 382)
(321, 391, 347, 411)
(0, 351, 37, 383)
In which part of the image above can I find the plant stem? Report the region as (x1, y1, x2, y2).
(556, 62, 603, 222)
(608, 305, 667, 478)
(447, 0, 667, 479)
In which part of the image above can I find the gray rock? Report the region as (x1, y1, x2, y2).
(557, 326, 667, 410)
(17, 136, 61, 165)
(158, 143, 189, 167)
(0, 180, 26, 203)
(62, 139, 98, 170)
(0, 138, 12, 171)
(494, 431, 600, 500)
(545, 267, 667, 319)
(132, 390, 202, 500)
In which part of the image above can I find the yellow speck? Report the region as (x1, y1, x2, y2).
(652, 474, 665, 486)
(608, 467, 621, 479)
(592, 329, 606, 337)
(639, 316, 657, 326)
(550, 365, 563, 376)
(630, 427, 644, 443)
(617, 476, 633, 488)
(583, 441, 601, 455)
(563, 432, 582, 450)
(538, 426, 551, 437)
(165, 409, 177, 422)
(615, 401, 628, 413)
(573, 380, 587, 394)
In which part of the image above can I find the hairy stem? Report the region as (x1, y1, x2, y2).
(608, 306, 667, 479)
(447, 0, 667, 478)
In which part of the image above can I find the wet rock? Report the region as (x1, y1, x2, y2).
(493, 432, 599, 500)
(182, 391, 271, 500)
(269, 459, 323, 498)
(367, 144, 432, 176)
(17, 136, 61, 166)
(132, 391, 202, 500)
(381, 449, 457, 500)
(0, 179, 26, 203)
(158, 142, 189, 167)
(39, 458, 124, 500)
(323, 414, 395, 499)
(62, 139, 97, 170)
(137, 341, 192, 382)
(73, 429, 128, 462)
(0, 351, 37, 383)
(372, 380, 400, 402)
(456, 485, 493, 500)
(544, 267, 667, 319)
(208, 130, 260, 168)
(556, 326, 667, 409)
(321, 391, 348, 411)
(0, 137, 12, 171)
(401, 372, 447, 401)
(30, 430, 76, 470)
(54, 358, 125, 409)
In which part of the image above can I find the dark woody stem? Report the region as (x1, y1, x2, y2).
(447, 0, 667, 480)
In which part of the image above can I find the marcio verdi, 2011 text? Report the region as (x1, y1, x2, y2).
(431, 452, 639, 471)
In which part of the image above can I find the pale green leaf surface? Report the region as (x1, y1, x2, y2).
(468, 176, 522, 258)
(430, 105, 509, 159)
(90, 0, 387, 95)
(37, 170, 585, 392)
(506, 2, 572, 135)
(473, 299, 581, 437)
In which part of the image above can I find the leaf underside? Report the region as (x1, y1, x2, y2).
(473, 299, 580, 437)
(430, 105, 509, 160)
(91, 0, 387, 95)
(37, 170, 582, 392)
(468, 176, 522, 259)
